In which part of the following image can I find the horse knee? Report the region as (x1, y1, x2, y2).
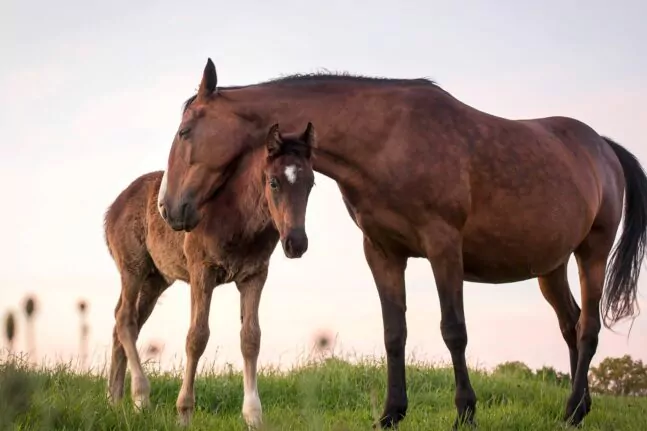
(441, 321, 467, 353)
(577, 318, 600, 348)
(186, 323, 210, 357)
(240, 322, 261, 359)
(559, 323, 578, 349)
(384, 328, 406, 357)
(115, 306, 137, 339)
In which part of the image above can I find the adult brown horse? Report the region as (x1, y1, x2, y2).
(104, 123, 317, 428)
(158, 59, 646, 429)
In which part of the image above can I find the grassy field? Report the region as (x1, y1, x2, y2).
(1, 355, 645, 431)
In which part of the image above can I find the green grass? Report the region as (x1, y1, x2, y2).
(1, 355, 645, 431)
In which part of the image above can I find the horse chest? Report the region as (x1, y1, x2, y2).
(196, 226, 279, 282)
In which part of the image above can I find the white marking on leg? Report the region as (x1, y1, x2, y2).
(157, 170, 168, 218)
(284, 165, 297, 184)
(242, 359, 262, 429)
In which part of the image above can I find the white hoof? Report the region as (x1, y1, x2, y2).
(242, 396, 263, 429)
(177, 411, 192, 428)
(131, 375, 151, 411)
(133, 394, 150, 411)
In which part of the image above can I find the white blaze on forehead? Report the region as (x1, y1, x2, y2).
(157, 170, 168, 218)
(284, 165, 298, 184)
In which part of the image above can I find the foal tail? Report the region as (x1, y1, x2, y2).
(602, 136, 647, 329)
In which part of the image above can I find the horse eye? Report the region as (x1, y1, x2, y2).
(269, 177, 279, 191)
(178, 127, 191, 139)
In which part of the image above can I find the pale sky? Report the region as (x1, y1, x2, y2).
(2, 0, 646, 374)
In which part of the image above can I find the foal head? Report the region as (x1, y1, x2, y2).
(263, 122, 317, 259)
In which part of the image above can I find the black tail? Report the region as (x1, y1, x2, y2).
(602, 136, 647, 329)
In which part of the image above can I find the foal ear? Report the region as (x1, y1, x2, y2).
(197, 58, 218, 99)
(300, 122, 317, 149)
(266, 123, 283, 156)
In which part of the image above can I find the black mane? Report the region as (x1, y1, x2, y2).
(263, 71, 437, 87)
(182, 71, 440, 112)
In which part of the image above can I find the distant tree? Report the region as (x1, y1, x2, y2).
(23, 295, 38, 362)
(4, 311, 16, 354)
(77, 300, 89, 371)
(589, 355, 647, 396)
(492, 361, 534, 379)
(536, 365, 570, 387)
(143, 340, 164, 363)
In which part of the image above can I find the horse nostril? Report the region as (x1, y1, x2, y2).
(160, 206, 168, 220)
(180, 202, 188, 222)
(285, 237, 294, 255)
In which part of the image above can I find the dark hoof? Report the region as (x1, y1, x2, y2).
(564, 394, 591, 427)
(373, 409, 406, 429)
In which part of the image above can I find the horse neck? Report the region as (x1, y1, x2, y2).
(227, 83, 385, 193)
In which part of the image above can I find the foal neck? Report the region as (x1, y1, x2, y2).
(225, 146, 272, 235)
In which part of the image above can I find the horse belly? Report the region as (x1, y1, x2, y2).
(461, 205, 593, 284)
(146, 234, 189, 283)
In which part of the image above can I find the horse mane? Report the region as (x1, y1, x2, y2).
(262, 71, 438, 87)
(181, 71, 441, 112)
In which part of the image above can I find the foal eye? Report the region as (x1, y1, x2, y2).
(178, 127, 191, 139)
(269, 177, 279, 191)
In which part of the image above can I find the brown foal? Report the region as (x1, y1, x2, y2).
(104, 123, 317, 428)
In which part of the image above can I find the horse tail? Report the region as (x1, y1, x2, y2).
(601, 136, 647, 329)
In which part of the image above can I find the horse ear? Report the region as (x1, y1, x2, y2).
(301, 122, 317, 149)
(197, 58, 218, 98)
(266, 123, 283, 156)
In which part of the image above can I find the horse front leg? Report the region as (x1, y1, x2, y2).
(362, 236, 409, 429)
(235, 266, 268, 429)
(427, 229, 477, 430)
(176, 266, 215, 426)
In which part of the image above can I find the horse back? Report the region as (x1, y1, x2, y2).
(528, 115, 625, 220)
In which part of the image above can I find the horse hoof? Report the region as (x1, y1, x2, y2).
(242, 397, 263, 429)
(106, 390, 122, 406)
(373, 409, 406, 429)
(177, 411, 192, 428)
(564, 396, 590, 427)
(133, 394, 150, 411)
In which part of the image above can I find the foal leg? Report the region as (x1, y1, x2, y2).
(108, 274, 169, 403)
(108, 296, 125, 403)
(108, 277, 165, 403)
(113, 274, 151, 410)
(427, 230, 476, 430)
(176, 267, 215, 426)
(362, 236, 409, 429)
(565, 232, 609, 425)
(236, 268, 267, 429)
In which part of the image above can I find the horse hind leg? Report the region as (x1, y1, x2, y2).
(565, 227, 615, 426)
(537, 264, 591, 405)
(108, 271, 169, 405)
(108, 296, 126, 404)
(113, 271, 155, 411)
